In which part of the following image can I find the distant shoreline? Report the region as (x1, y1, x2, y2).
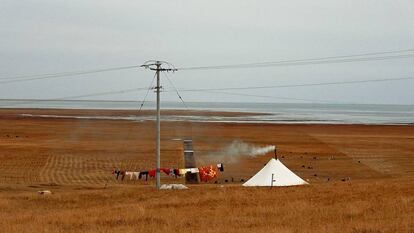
(1, 108, 413, 125)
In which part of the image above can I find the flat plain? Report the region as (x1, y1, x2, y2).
(0, 109, 413, 233)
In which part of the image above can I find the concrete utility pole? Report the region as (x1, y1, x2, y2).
(141, 61, 176, 189)
(154, 61, 161, 189)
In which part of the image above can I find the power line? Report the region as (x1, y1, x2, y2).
(0, 65, 141, 84)
(178, 54, 414, 71)
(176, 49, 414, 71)
(1, 65, 141, 80)
(2, 48, 413, 83)
(53, 87, 149, 100)
(201, 90, 352, 104)
(172, 76, 414, 92)
(163, 72, 189, 110)
(2, 74, 412, 107)
(3, 74, 409, 107)
(139, 72, 157, 111)
(0, 87, 149, 108)
(0, 48, 412, 86)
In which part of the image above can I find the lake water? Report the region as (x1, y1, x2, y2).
(1, 100, 414, 124)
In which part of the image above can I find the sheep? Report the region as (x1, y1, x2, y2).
(38, 190, 52, 195)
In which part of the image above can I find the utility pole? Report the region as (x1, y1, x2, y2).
(141, 60, 176, 189)
(154, 61, 161, 189)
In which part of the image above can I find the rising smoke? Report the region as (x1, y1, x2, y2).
(206, 140, 275, 163)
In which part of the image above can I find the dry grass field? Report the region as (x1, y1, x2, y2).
(0, 109, 413, 233)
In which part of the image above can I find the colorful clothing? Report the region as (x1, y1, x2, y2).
(125, 171, 133, 180)
(173, 169, 180, 177)
(120, 170, 126, 180)
(111, 164, 224, 182)
(139, 171, 149, 181)
(132, 172, 140, 180)
(160, 168, 171, 175)
(198, 165, 218, 182)
(217, 163, 224, 172)
(112, 169, 121, 180)
(190, 168, 199, 173)
(148, 169, 156, 178)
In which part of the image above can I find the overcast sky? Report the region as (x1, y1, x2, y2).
(1, 0, 414, 105)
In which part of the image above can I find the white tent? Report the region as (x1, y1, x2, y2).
(243, 158, 308, 187)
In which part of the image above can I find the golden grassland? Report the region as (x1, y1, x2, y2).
(0, 109, 413, 233)
(1, 180, 413, 233)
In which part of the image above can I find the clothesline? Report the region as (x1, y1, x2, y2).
(112, 163, 224, 182)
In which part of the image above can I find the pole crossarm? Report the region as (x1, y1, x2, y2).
(141, 60, 177, 72)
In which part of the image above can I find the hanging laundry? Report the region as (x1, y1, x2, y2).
(198, 165, 218, 182)
(132, 172, 140, 180)
(139, 171, 149, 181)
(110, 163, 224, 182)
(179, 169, 187, 176)
(125, 171, 133, 180)
(217, 163, 224, 172)
(190, 168, 199, 173)
(173, 169, 180, 177)
(112, 169, 121, 180)
(120, 170, 126, 180)
(168, 169, 175, 177)
(160, 168, 171, 175)
(148, 169, 156, 178)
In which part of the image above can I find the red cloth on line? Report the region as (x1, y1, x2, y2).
(149, 169, 170, 177)
(160, 168, 171, 175)
(198, 165, 218, 182)
(148, 169, 156, 177)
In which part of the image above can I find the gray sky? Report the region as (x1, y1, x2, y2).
(1, 0, 414, 105)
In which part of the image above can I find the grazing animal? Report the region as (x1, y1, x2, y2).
(38, 190, 52, 195)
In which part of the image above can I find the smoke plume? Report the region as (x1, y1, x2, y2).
(206, 140, 275, 163)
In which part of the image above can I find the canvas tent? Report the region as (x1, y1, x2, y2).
(243, 158, 308, 187)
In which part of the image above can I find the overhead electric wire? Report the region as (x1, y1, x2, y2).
(1, 48, 413, 107)
(163, 72, 189, 109)
(53, 87, 149, 100)
(177, 54, 414, 71)
(139, 73, 157, 111)
(176, 49, 414, 71)
(201, 90, 352, 104)
(1, 48, 413, 84)
(0, 65, 141, 84)
(1, 64, 141, 80)
(171, 76, 414, 93)
(0, 87, 150, 108)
